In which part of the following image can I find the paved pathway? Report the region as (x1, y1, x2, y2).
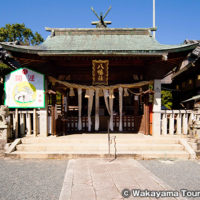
(1, 158, 200, 200)
(59, 159, 186, 200)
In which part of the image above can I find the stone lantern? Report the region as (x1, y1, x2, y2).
(190, 103, 200, 138)
(0, 106, 11, 146)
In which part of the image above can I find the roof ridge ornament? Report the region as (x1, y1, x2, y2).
(91, 6, 112, 28)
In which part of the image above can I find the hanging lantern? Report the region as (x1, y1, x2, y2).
(69, 88, 75, 96)
(85, 89, 90, 98)
(124, 88, 129, 97)
(110, 94, 115, 99)
(109, 90, 115, 99)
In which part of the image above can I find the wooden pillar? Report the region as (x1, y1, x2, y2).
(26, 113, 32, 135)
(144, 95, 150, 135)
(20, 112, 25, 137)
(51, 105, 55, 135)
(51, 94, 56, 136)
(15, 108, 19, 138)
(133, 95, 139, 115)
(152, 79, 161, 136)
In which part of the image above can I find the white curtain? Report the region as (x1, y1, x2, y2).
(95, 88, 100, 131)
(103, 89, 111, 115)
(88, 89, 94, 132)
(103, 89, 113, 131)
(109, 89, 114, 131)
(78, 88, 82, 131)
(119, 87, 123, 131)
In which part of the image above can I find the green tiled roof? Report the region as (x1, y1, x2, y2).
(0, 28, 198, 55)
(40, 34, 190, 52)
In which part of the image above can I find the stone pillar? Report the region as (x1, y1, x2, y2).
(39, 109, 48, 137)
(152, 79, 161, 136)
(39, 80, 48, 137)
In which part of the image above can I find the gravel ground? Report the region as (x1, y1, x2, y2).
(0, 159, 68, 200)
(139, 160, 200, 199)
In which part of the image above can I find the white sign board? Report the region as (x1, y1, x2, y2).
(4, 68, 45, 108)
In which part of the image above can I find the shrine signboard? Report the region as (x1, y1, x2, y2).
(92, 60, 109, 85)
(4, 68, 45, 108)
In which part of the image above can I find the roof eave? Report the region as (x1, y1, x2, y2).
(0, 42, 197, 57)
(37, 51, 165, 57)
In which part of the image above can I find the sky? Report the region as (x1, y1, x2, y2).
(0, 0, 200, 45)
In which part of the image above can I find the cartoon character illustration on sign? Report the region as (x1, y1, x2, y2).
(13, 82, 36, 106)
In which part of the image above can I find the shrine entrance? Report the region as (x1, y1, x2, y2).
(47, 81, 151, 135)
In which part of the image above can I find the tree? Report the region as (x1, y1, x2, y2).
(0, 23, 44, 103)
(161, 90, 173, 109)
(0, 23, 44, 45)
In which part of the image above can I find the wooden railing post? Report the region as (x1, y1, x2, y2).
(176, 113, 182, 135)
(160, 110, 193, 136)
(188, 113, 194, 136)
(183, 112, 188, 135)
(161, 113, 167, 135)
(169, 112, 174, 135)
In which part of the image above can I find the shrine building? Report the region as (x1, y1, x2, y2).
(1, 14, 198, 138)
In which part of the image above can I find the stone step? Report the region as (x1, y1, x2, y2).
(21, 137, 180, 144)
(8, 135, 191, 160)
(7, 150, 190, 159)
(16, 143, 184, 152)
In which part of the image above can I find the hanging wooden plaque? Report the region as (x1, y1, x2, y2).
(92, 60, 109, 85)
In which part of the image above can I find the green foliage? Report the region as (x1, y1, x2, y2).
(0, 62, 12, 74)
(149, 84, 153, 90)
(0, 23, 43, 45)
(161, 90, 172, 109)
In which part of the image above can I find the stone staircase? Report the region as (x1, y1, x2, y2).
(5, 134, 194, 159)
